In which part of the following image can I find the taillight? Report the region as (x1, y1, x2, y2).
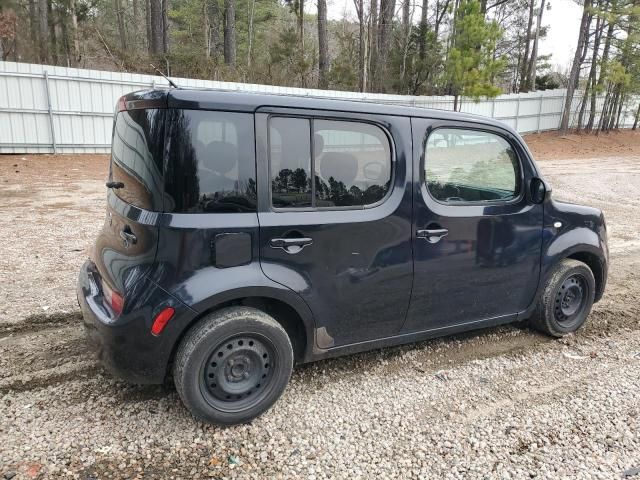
(151, 307, 175, 336)
(116, 96, 127, 112)
(103, 283, 124, 316)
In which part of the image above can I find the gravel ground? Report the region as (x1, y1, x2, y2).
(1, 131, 640, 479)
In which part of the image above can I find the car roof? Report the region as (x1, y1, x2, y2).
(125, 87, 514, 133)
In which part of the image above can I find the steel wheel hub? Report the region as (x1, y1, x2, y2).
(203, 336, 272, 405)
(554, 274, 585, 322)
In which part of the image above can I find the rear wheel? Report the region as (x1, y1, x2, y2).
(530, 259, 595, 337)
(174, 307, 293, 425)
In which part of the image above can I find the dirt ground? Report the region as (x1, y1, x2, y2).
(1, 130, 639, 479)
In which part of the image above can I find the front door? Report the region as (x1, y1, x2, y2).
(255, 110, 413, 348)
(402, 118, 543, 334)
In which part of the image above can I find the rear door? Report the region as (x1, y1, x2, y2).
(402, 118, 543, 333)
(255, 109, 414, 348)
(93, 107, 165, 300)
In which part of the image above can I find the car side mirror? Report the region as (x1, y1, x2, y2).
(529, 177, 548, 204)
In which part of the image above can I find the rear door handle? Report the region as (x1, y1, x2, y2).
(269, 237, 313, 254)
(416, 228, 448, 244)
(120, 228, 137, 247)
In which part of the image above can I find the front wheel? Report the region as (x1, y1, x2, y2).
(530, 259, 596, 337)
(173, 307, 293, 425)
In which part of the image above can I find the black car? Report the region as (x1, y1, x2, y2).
(78, 88, 608, 425)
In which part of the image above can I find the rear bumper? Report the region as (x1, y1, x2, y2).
(77, 260, 195, 384)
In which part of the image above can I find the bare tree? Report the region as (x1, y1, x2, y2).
(559, 0, 592, 135)
(224, 0, 236, 65)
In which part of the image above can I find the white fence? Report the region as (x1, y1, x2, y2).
(0, 61, 637, 154)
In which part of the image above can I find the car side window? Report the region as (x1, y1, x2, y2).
(269, 117, 313, 208)
(164, 110, 257, 213)
(268, 117, 392, 209)
(425, 128, 520, 204)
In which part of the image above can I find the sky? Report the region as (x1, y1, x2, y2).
(326, 0, 583, 70)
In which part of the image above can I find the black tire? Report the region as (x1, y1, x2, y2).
(530, 259, 596, 337)
(173, 306, 293, 425)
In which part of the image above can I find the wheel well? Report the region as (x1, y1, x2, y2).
(567, 251, 604, 301)
(167, 297, 308, 380)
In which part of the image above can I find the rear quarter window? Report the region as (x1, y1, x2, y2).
(164, 110, 257, 213)
(110, 109, 165, 211)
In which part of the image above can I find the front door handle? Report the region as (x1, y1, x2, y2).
(119, 228, 137, 247)
(417, 228, 448, 244)
(270, 237, 313, 254)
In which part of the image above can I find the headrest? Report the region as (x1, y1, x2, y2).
(319, 152, 358, 185)
(314, 134, 324, 159)
(204, 141, 238, 175)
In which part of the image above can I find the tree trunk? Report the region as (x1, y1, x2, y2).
(614, 92, 624, 129)
(162, 0, 169, 54)
(434, 0, 449, 40)
(223, 0, 236, 65)
(149, 0, 164, 55)
(37, 0, 47, 62)
(317, 0, 329, 88)
(419, 0, 428, 60)
(47, 0, 57, 64)
(632, 103, 640, 130)
(576, 78, 591, 132)
(577, 6, 603, 131)
(585, 2, 613, 132)
(247, 0, 255, 68)
(587, 14, 613, 131)
(29, 0, 38, 57)
(353, 0, 366, 91)
(203, 0, 210, 57)
(400, 0, 411, 91)
(146, 0, 152, 52)
(559, 0, 591, 135)
(298, 0, 304, 49)
(115, 0, 127, 52)
(59, 11, 70, 66)
(597, 84, 613, 133)
(368, 0, 378, 88)
(68, 0, 80, 64)
(375, 0, 395, 92)
(519, 0, 535, 92)
(525, 0, 546, 91)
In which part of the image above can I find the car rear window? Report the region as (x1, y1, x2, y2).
(164, 110, 257, 213)
(110, 109, 165, 211)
